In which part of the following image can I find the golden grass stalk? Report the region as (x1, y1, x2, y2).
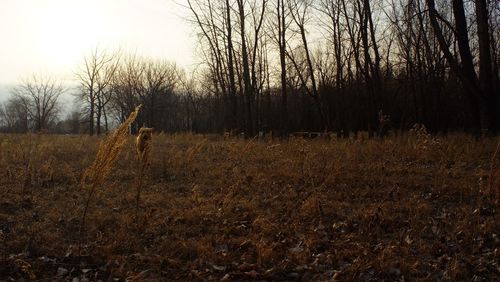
(79, 105, 141, 257)
(83, 105, 142, 186)
(135, 137, 151, 226)
(14, 259, 36, 280)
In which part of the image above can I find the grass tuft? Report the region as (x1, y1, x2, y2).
(83, 105, 142, 187)
(79, 105, 141, 256)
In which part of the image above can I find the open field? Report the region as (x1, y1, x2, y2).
(0, 133, 499, 281)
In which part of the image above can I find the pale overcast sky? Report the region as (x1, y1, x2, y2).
(0, 0, 196, 99)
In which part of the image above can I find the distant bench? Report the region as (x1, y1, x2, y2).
(289, 132, 324, 139)
(223, 131, 331, 139)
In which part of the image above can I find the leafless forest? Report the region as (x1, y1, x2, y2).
(0, 0, 498, 137)
(1, 0, 500, 281)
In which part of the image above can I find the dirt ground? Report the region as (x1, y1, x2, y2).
(0, 133, 498, 281)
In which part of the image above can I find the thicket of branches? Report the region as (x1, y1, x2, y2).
(0, 75, 64, 133)
(185, 0, 499, 137)
(0, 0, 498, 136)
(74, 51, 188, 134)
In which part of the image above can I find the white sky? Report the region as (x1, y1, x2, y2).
(0, 0, 196, 99)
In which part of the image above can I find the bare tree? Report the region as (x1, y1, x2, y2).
(76, 47, 120, 135)
(188, 0, 234, 131)
(109, 53, 143, 125)
(225, 0, 238, 130)
(180, 0, 498, 135)
(288, 0, 326, 129)
(266, 0, 290, 133)
(11, 75, 63, 132)
(106, 54, 180, 132)
(317, 0, 351, 136)
(426, 0, 498, 134)
(475, 0, 497, 132)
(138, 59, 179, 129)
(0, 97, 29, 132)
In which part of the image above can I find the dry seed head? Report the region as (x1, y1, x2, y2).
(83, 105, 142, 186)
(136, 127, 153, 163)
(15, 259, 36, 280)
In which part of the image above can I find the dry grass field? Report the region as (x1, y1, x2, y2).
(0, 132, 499, 281)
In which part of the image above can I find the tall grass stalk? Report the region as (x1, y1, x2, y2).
(135, 140, 151, 226)
(78, 105, 141, 257)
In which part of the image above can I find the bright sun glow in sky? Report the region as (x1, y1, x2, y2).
(0, 0, 195, 88)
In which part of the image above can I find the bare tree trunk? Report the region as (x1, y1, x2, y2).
(278, 0, 288, 134)
(289, 0, 326, 130)
(341, 0, 363, 81)
(250, 1, 267, 133)
(89, 94, 95, 136)
(475, 0, 497, 133)
(365, 0, 380, 84)
(301, 24, 324, 129)
(226, 0, 238, 131)
(103, 105, 109, 133)
(96, 95, 102, 135)
(453, 0, 484, 134)
(357, 0, 375, 137)
(426, 0, 481, 135)
(237, 0, 254, 136)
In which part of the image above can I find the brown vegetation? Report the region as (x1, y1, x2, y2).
(0, 133, 498, 280)
(136, 127, 154, 162)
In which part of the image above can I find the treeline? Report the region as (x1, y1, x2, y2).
(1, 0, 498, 136)
(0, 53, 194, 134)
(186, 0, 499, 136)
